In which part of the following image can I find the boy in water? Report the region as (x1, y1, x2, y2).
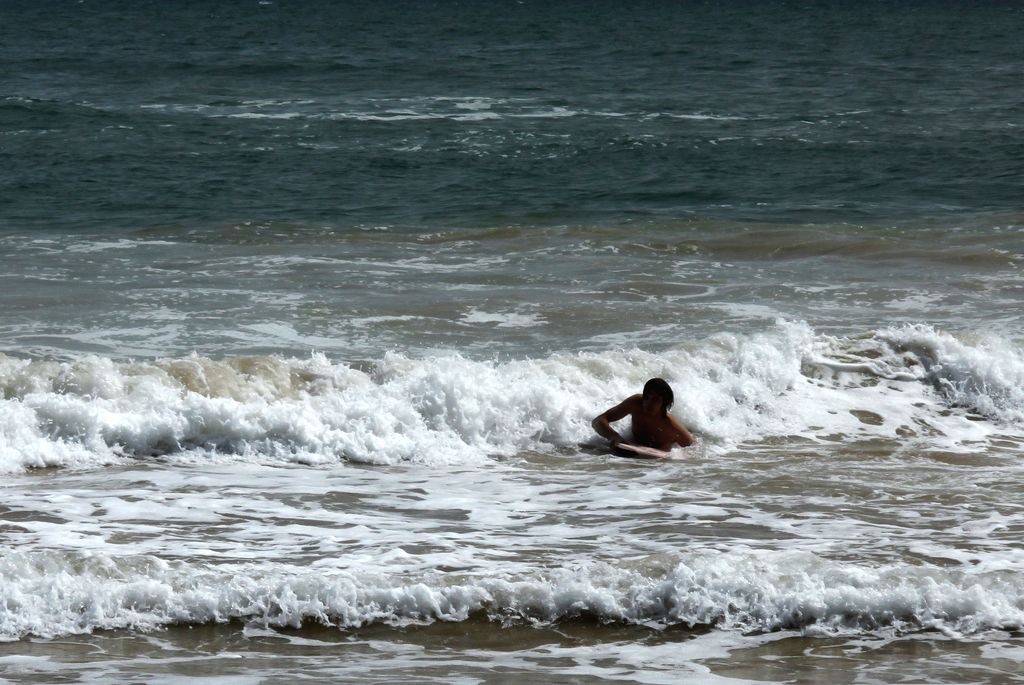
(592, 378, 694, 456)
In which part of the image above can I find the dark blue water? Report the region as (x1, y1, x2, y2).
(3, 1, 1022, 232)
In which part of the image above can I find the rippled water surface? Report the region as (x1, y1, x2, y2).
(3, 1, 1024, 683)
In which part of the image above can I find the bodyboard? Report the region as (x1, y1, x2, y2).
(613, 443, 673, 460)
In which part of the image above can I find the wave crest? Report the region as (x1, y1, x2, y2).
(1, 550, 1020, 641)
(2, 322, 1022, 473)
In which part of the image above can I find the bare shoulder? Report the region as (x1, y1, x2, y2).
(667, 413, 694, 446)
(667, 413, 688, 430)
(604, 394, 643, 414)
(596, 393, 644, 424)
(620, 394, 645, 415)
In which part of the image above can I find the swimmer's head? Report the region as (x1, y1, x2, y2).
(642, 377, 673, 417)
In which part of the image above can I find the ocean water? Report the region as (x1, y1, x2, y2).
(2, 1, 1024, 683)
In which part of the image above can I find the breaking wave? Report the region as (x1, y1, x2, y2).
(2, 322, 1022, 473)
(1, 549, 1021, 641)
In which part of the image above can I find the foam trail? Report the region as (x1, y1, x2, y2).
(1, 549, 1021, 641)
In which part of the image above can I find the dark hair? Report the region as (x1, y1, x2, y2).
(642, 377, 674, 417)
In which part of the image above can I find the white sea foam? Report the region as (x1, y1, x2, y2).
(1, 549, 1020, 641)
(662, 113, 748, 121)
(1, 322, 1021, 473)
(222, 112, 304, 120)
(876, 324, 1024, 425)
(460, 308, 545, 328)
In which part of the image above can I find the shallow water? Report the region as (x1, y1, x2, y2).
(3, 1, 1024, 682)
(5, 623, 1024, 684)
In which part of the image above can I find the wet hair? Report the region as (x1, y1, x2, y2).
(642, 377, 674, 417)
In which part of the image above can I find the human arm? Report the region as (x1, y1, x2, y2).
(668, 413, 695, 447)
(591, 395, 642, 447)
